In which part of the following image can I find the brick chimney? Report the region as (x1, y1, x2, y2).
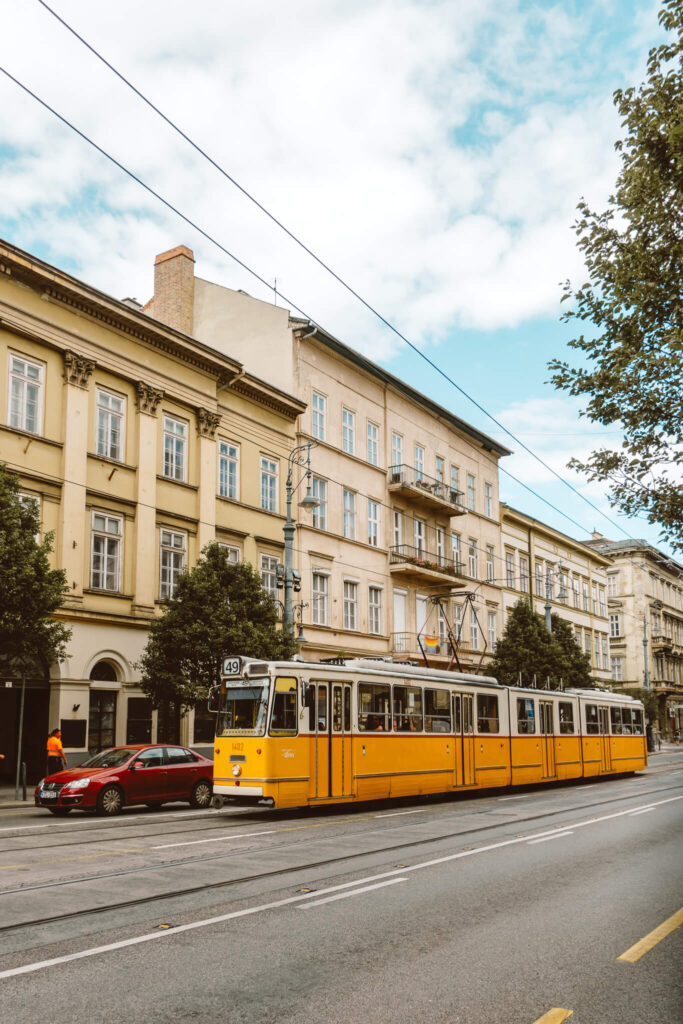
(152, 245, 195, 335)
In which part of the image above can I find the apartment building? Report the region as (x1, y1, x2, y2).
(500, 505, 612, 685)
(585, 536, 683, 737)
(0, 240, 304, 779)
(147, 246, 511, 672)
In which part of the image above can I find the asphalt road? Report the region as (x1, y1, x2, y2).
(0, 754, 681, 1024)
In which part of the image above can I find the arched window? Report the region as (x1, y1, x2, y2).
(89, 661, 118, 682)
(88, 661, 118, 752)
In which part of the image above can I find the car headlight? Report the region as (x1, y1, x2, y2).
(64, 777, 91, 790)
(37, 779, 45, 789)
(231, 764, 242, 777)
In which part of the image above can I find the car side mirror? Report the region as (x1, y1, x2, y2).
(130, 760, 144, 771)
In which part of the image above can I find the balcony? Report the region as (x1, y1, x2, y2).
(388, 464, 465, 515)
(390, 545, 466, 585)
(652, 634, 673, 652)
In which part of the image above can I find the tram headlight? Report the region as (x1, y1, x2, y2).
(232, 764, 242, 777)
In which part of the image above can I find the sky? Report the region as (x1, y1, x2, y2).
(0, 0, 675, 558)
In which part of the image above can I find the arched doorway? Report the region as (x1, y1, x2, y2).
(88, 661, 118, 753)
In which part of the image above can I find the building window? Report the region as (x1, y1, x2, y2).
(582, 581, 589, 611)
(484, 545, 493, 583)
(484, 483, 492, 518)
(601, 635, 609, 670)
(159, 529, 186, 599)
(609, 614, 621, 638)
(414, 444, 425, 477)
(468, 539, 478, 579)
(519, 556, 529, 593)
(9, 354, 43, 434)
(96, 388, 124, 461)
(343, 489, 356, 539)
(598, 588, 606, 616)
(312, 391, 326, 441)
(573, 576, 580, 608)
(312, 572, 329, 625)
(488, 611, 497, 649)
(367, 422, 379, 465)
(19, 492, 41, 540)
(414, 518, 425, 555)
(546, 566, 554, 600)
(451, 532, 461, 572)
(393, 510, 402, 548)
(436, 528, 446, 566)
(162, 416, 187, 481)
(435, 456, 445, 484)
(592, 584, 598, 614)
(260, 457, 278, 512)
(611, 657, 623, 682)
(260, 554, 279, 601)
(368, 500, 379, 546)
(218, 441, 239, 500)
(559, 572, 568, 603)
(218, 543, 241, 563)
(90, 513, 122, 592)
(453, 603, 464, 643)
(505, 551, 515, 588)
(470, 609, 480, 650)
(391, 432, 402, 470)
(584, 633, 592, 660)
(343, 581, 358, 630)
(368, 586, 382, 634)
(312, 477, 327, 530)
(342, 408, 355, 455)
(534, 563, 543, 597)
(467, 473, 476, 511)
(450, 465, 459, 496)
(607, 573, 617, 598)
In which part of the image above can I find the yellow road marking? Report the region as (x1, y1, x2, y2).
(618, 907, 683, 963)
(532, 1010, 573, 1024)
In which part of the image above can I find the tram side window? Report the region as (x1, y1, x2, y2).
(632, 709, 643, 735)
(517, 698, 536, 734)
(332, 685, 351, 732)
(610, 707, 623, 735)
(620, 707, 633, 735)
(585, 704, 599, 734)
(310, 683, 327, 732)
(425, 689, 451, 732)
(270, 677, 298, 735)
(393, 685, 423, 732)
(558, 702, 575, 734)
(358, 683, 391, 731)
(477, 694, 499, 733)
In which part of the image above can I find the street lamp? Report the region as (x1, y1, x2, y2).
(544, 563, 566, 632)
(283, 441, 319, 637)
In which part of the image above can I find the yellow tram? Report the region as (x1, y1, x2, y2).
(209, 656, 647, 809)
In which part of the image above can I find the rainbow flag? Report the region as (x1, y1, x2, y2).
(424, 635, 439, 653)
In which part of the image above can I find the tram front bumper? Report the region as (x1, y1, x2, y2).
(213, 783, 264, 797)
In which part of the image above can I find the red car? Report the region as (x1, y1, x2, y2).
(34, 744, 213, 816)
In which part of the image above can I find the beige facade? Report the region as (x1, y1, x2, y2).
(0, 240, 304, 778)
(585, 536, 683, 737)
(147, 246, 511, 673)
(500, 504, 612, 685)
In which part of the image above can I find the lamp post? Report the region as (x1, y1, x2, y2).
(283, 441, 319, 638)
(544, 563, 566, 632)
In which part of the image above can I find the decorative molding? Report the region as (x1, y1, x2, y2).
(136, 381, 163, 415)
(64, 351, 95, 388)
(197, 408, 220, 438)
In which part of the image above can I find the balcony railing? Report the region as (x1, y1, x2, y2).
(390, 544, 465, 582)
(651, 634, 673, 651)
(391, 632, 461, 656)
(388, 464, 465, 514)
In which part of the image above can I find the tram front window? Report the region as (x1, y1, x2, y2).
(217, 681, 269, 736)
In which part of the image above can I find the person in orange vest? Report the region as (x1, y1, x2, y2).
(46, 729, 67, 776)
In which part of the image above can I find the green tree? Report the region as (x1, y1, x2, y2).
(549, 0, 683, 553)
(549, 613, 593, 689)
(0, 464, 71, 788)
(137, 543, 296, 723)
(490, 599, 558, 687)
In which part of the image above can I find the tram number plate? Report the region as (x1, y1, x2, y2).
(41, 791, 56, 800)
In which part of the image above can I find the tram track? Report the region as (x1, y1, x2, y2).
(1, 776, 680, 938)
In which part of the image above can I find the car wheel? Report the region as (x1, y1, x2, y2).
(48, 807, 71, 816)
(97, 785, 124, 816)
(190, 779, 212, 809)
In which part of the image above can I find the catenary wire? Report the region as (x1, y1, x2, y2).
(2, 30, 634, 544)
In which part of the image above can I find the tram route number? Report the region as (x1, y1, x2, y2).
(232, 742, 244, 752)
(222, 657, 242, 677)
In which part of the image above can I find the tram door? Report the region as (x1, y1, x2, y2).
(539, 701, 556, 779)
(598, 706, 612, 772)
(330, 683, 353, 797)
(453, 693, 475, 787)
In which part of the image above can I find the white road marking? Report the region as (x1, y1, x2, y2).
(628, 807, 655, 816)
(497, 794, 531, 801)
(528, 831, 574, 845)
(300, 878, 406, 908)
(374, 809, 426, 818)
(1, 794, 680, 981)
(153, 829, 276, 849)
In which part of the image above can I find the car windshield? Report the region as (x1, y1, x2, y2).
(78, 748, 137, 769)
(217, 679, 269, 736)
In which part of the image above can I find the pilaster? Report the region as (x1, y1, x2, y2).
(60, 351, 95, 603)
(132, 381, 163, 615)
(196, 408, 219, 551)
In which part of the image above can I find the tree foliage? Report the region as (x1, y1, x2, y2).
(490, 598, 593, 689)
(137, 543, 296, 711)
(0, 464, 71, 675)
(548, 0, 683, 553)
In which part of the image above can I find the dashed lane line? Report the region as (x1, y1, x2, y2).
(618, 907, 683, 963)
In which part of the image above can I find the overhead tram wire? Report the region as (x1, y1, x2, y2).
(0, 66, 604, 546)
(32, 0, 633, 542)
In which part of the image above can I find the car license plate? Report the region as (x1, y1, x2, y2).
(41, 791, 56, 800)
